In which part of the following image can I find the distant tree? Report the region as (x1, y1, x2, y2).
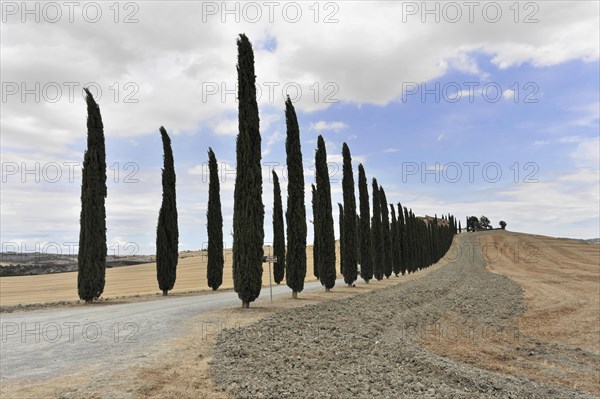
(284, 96, 307, 298)
(358, 164, 373, 283)
(272, 171, 285, 284)
(371, 178, 383, 280)
(156, 126, 179, 296)
(480, 215, 491, 229)
(499, 220, 507, 230)
(311, 184, 320, 280)
(379, 186, 392, 279)
(232, 34, 264, 309)
(207, 147, 224, 291)
(78, 88, 107, 303)
(341, 143, 358, 286)
(315, 135, 336, 291)
(467, 216, 480, 231)
(458, 220, 462, 233)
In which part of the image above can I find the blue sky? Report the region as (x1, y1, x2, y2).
(1, 1, 598, 255)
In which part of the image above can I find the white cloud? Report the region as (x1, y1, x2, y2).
(311, 121, 349, 132)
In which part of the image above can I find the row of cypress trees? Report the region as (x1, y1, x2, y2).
(78, 33, 457, 307)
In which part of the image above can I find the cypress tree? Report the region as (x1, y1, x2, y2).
(398, 203, 407, 275)
(356, 212, 361, 266)
(232, 34, 264, 309)
(207, 147, 224, 291)
(284, 97, 307, 298)
(358, 165, 372, 283)
(156, 126, 179, 296)
(341, 143, 358, 286)
(311, 183, 320, 280)
(458, 220, 462, 233)
(77, 88, 107, 303)
(272, 170, 285, 284)
(315, 135, 336, 291)
(379, 186, 392, 279)
(390, 204, 401, 277)
(371, 178, 383, 280)
(338, 203, 344, 275)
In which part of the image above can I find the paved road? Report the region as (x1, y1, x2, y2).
(0, 278, 341, 381)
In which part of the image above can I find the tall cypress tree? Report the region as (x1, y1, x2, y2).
(458, 220, 462, 233)
(358, 164, 372, 283)
(311, 183, 320, 280)
(341, 143, 358, 286)
(379, 186, 392, 279)
(371, 178, 383, 280)
(207, 147, 224, 291)
(284, 97, 307, 298)
(390, 204, 401, 277)
(338, 203, 344, 276)
(156, 126, 179, 296)
(232, 34, 264, 309)
(398, 203, 407, 275)
(315, 135, 336, 291)
(78, 88, 107, 303)
(272, 170, 285, 284)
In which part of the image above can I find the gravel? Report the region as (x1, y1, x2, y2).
(210, 234, 598, 399)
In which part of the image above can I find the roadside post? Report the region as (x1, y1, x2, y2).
(262, 250, 278, 303)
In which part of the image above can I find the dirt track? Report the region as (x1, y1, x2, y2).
(210, 233, 599, 398)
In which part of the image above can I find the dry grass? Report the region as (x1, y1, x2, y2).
(0, 244, 331, 308)
(423, 231, 600, 396)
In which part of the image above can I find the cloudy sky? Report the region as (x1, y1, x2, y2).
(1, 1, 599, 255)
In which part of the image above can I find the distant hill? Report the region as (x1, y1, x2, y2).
(585, 238, 600, 244)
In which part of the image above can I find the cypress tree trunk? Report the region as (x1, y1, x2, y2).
(379, 187, 392, 279)
(207, 147, 224, 291)
(156, 126, 179, 295)
(78, 88, 107, 303)
(338, 203, 344, 277)
(284, 97, 307, 297)
(341, 143, 357, 286)
(311, 184, 320, 280)
(358, 165, 372, 283)
(232, 34, 264, 308)
(272, 171, 286, 284)
(315, 135, 336, 291)
(371, 178, 383, 280)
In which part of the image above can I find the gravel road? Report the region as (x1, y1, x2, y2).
(210, 234, 598, 399)
(0, 277, 339, 382)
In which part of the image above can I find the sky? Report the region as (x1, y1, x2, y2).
(1, 1, 599, 256)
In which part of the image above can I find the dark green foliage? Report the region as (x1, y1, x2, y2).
(338, 203, 344, 275)
(341, 143, 358, 286)
(232, 34, 264, 308)
(78, 88, 107, 303)
(397, 203, 406, 275)
(356, 213, 361, 265)
(459, 220, 462, 233)
(358, 165, 372, 282)
(499, 220, 507, 230)
(272, 171, 285, 284)
(207, 148, 224, 290)
(315, 135, 336, 290)
(390, 204, 401, 277)
(284, 96, 307, 297)
(156, 126, 179, 296)
(311, 184, 320, 279)
(371, 178, 383, 280)
(379, 186, 392, 278)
